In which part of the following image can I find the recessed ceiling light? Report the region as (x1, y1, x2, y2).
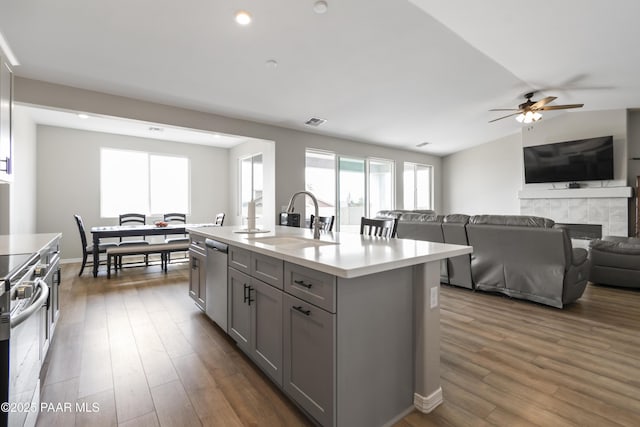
(77, 113, 89, 119)
(313, 1, 328, 14)
(265, 59, 278, 68)
(416, 142, 430, 147)
(235, 10, 252, 25)
(148, 126, 164, 132)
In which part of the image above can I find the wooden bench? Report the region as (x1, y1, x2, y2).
(106, 242, 190, 278)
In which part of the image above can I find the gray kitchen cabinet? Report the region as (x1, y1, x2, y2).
(228, 248, 284, 385)
(228, 267, 251, 353)
(188, 238, 207, 310)
(283, 292, 335, 427)
(249, 277, 283, 384)
(0, 54, 13, 182)
(228, 245, 250, 274)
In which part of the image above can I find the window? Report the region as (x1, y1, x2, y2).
(100, 148, 189, 217)
(305, 151, 336, 219)
(240, 154, 263, 224)
(305, 149, 395, 232)
(368, 159, 394, 217)
(403, 162, 433, 210)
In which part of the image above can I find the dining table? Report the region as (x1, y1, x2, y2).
(90, 223, 215, 277)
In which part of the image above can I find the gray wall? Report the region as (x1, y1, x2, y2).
(442, 109, 630, 215)
(442, 132, 521, 215)
(15, 78, 443, 222)
(36, 125, 228, 260)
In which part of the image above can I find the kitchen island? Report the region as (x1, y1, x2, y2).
(187, 225, 472, 427)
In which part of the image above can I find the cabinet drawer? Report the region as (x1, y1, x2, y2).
(251, 252, 284, 289)
(284, 263, 336, 313)
(228, 246, 251, 274)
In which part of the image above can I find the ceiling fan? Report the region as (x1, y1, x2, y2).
(489, 92, 584, 124)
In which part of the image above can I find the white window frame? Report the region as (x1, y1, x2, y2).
(100, 147, 191, 218)
(403, 162, 433, 210)
(239, 153, 263, 217)
(305, 149, 395, 231)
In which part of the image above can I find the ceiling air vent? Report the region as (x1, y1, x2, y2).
(305, 117, 327, 127)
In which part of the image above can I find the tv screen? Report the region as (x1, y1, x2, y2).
(523, 136, 614, 184)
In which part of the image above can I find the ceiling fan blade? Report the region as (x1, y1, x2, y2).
(539, 104, 584, 110)
(530, 96, 557, 110)
(489, 112, 521, 123)
(489, 108, 520, 111)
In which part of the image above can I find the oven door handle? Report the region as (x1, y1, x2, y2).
(10, 279, 49, 329)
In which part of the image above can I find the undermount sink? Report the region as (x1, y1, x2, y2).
(251, 236, 338, 247)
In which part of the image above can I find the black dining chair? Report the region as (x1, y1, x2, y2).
(164, 213, 189, 264)
(360, 217, 396, 238)
(74, 214, 118, 276)
(118, 213, 150, 267)
(215, 212, 226, 226)
(310, 214, 335, 232)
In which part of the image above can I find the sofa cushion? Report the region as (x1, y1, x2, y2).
(398, 213, 442, 223)
(443, 214, 470, 224)
(469, 215, 555, 228)
(572, 248, 588, 265)
(590, 238, 640, 255)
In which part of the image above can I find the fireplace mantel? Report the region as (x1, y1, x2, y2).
(518, 186, 633, 200)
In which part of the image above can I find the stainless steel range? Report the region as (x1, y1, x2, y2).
(0, 252, 49, 427)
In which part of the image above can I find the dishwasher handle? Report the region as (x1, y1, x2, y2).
(11, 279, 49, 329)
(205, 239, 228, 254)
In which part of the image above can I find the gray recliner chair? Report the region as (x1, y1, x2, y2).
(396, 212, 448, 283)
(442, 214, 474, 289)
(466, 215, 589, 308)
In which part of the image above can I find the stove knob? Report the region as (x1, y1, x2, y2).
(34, 264, 48, 277)
(16, 283, 34, 299)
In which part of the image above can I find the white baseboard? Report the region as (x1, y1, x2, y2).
(413, 387, 443, 413)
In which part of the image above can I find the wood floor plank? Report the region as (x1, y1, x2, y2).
(149, 380, 201, 427)
(37, 264, 640, 427)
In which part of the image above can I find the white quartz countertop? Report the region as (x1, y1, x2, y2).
(0, 233, 62, 255)
(188, 225, 472, 278)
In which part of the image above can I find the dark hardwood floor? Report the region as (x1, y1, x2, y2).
(37, 262, 640, 426)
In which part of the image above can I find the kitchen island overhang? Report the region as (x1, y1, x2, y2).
(188, 225, 472, 426)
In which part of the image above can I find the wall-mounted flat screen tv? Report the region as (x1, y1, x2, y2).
(523, 136, 614, 184)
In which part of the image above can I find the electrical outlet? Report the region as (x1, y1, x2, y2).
(430, 286, 438, 308)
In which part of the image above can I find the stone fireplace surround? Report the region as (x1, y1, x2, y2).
(519, 187, 633, 238)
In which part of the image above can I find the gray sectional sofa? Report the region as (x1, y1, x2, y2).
(589, 236, 640, 288)
(379, 211, 590, 308)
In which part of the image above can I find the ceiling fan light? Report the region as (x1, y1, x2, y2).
(532, 112, 543, 121)
(515, 113, 525, 123)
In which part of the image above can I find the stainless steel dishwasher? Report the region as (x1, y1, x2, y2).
(205, 239, 228, 332)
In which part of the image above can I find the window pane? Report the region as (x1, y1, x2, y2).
(253, 154, 263, 221)
(305, 151, 336, 222)
(240, 156, 253, 218)
(100, 149, 149, 217)
(368, 159, 393, 216)
(150, 155, 189, 214)
(403, 163, 415, 210)
(416, 165, 432, 210)
(339, 157, 365, 232)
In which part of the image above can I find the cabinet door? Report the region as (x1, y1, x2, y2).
(250, 278, 283, 386)
(283, 293, 335, 427)
(189, 252, 205, 310)
(0, 59, 12, 181)
(227, 267, 251, 354)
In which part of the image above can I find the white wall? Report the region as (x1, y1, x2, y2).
(229, 140, 276, 227)
(36, 125, 229, 260)
(442, 132, 522, 215)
